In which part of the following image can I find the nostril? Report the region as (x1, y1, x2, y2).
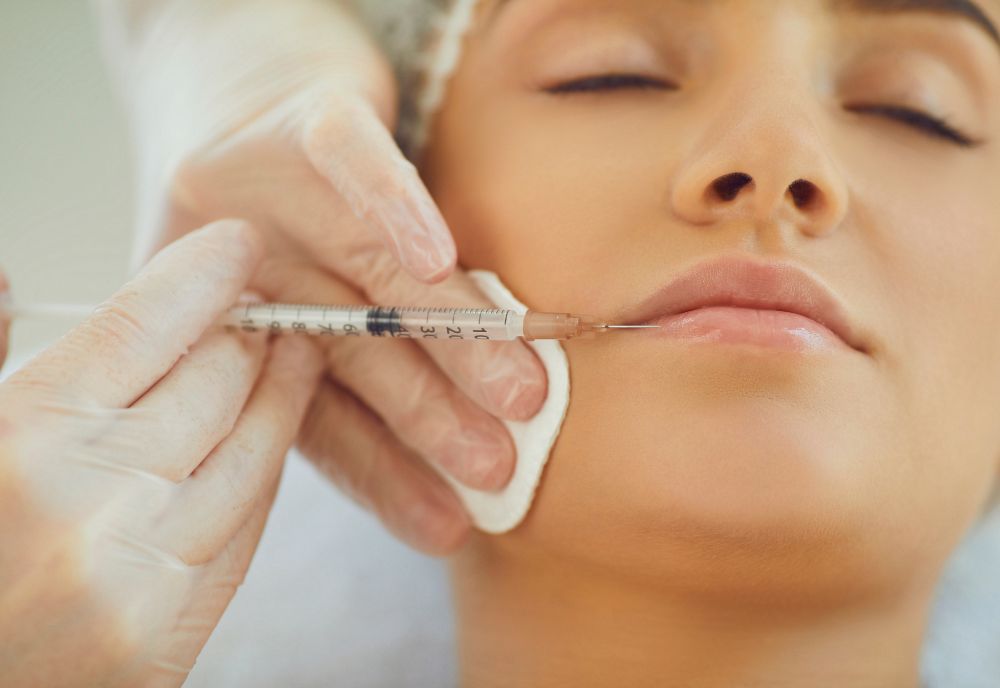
(788, 179, 819, 210)
(710, 172, 754, 202)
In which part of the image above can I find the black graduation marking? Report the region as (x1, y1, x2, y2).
(366, 307, 403, 336)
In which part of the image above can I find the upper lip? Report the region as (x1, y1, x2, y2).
(622, 255, 868, 353)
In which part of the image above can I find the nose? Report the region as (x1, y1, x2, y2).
(670, 105, 849, 238)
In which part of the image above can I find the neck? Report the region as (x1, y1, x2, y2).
(450, 538, 932, 688)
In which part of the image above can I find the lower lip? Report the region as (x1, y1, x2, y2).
(644, 307, 851, 353)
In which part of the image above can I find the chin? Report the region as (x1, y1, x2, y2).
(523, 393, 914, 606)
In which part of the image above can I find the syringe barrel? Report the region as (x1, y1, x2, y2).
(220, 304, 532, 341)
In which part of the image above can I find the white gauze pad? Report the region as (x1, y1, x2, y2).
(438, 270, 571, 534)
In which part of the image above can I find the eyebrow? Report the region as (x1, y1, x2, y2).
(839, 0, 1000, 47)
(488, 0, 1000, 50)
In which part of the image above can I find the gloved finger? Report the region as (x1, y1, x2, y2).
(253, 260, 516, 490)
(300, 381, 470, 556)
(330, 337, 515, 491)
(0, 269, 10, 371)
(208, 472, 280, 600)
(153, 477, 281, 686)
(357, 251, 549, 422)
(109, 331, 267, 483)
(8, 220, 263, 409)
(254, 212, 548, 420)
(164, 335, 322, 566)
(301, 98, 457, 283)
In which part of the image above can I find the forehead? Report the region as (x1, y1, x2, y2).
(484, 0, 1000, 50)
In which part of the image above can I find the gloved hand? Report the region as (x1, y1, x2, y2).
(0, 221, 322, 688)
(93, 0, 548, 553)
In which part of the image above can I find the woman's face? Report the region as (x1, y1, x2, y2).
(421, 0, 1000, 599)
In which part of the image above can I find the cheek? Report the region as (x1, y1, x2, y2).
(854, 159, 1000, 488)
(422, 72, 686, 315)
(821, 135, 1000, 518)
(427, 127, 654, 311)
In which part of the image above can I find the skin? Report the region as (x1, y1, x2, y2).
(418, 0, 1000, 686)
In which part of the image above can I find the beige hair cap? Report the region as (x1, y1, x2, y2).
(346, 0, 482, 161)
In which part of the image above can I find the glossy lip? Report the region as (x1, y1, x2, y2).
(621, 256, 869, 355)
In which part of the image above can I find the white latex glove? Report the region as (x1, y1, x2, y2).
(93, 0, 548, 554)
(0, 221, 322, 688)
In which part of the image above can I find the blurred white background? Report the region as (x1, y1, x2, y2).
(1, 2, 133, 363)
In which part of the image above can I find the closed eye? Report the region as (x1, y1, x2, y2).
(544, 73, 677, 94)
(844, 103, 981, 148)
(544, 74, 983, 148)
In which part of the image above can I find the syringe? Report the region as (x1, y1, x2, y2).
(1, 302, 659, 342)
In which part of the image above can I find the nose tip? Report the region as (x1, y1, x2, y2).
(671, 111, 850, 236)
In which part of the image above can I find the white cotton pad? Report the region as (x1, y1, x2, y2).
(437, 270, 571, 534)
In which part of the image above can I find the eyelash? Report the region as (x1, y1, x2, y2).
(547, 73, 674, 94)
(843, 103, 978, 148)
(544, 74, 980, 148)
